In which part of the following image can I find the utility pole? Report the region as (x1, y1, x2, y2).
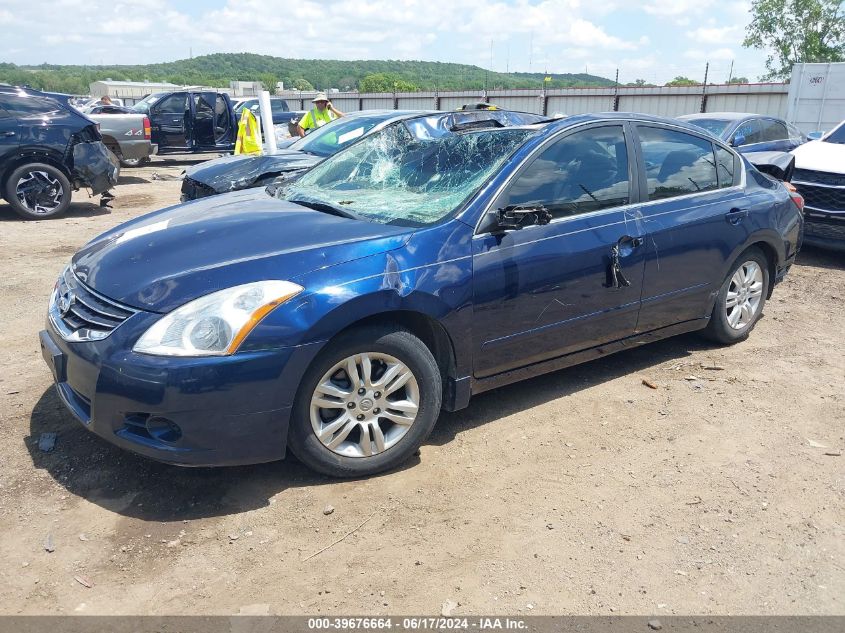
(727, 59, 734, 83)
(528, 31, 533, 74)
(701, 62, 710, 113)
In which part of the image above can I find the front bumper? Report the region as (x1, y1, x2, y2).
(39, 320, 322, 467)
(802, 212, 845, 252)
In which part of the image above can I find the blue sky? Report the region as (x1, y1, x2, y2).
(0, 0, 768, 84)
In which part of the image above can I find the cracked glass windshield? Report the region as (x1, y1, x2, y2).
(280, 118, 536, 226)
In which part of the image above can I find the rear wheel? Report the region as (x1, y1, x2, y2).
(3, 163, 72, 219)
(702, 247, 769, 344)
(288, 327, 442, 478)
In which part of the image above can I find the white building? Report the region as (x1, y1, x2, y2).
(229, 81, 264, 97)
(89, 80, 180, 105)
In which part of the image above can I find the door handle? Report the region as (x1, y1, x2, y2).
(2, 131, 14, 137)
(617, 235, 644, 253)
(725, 208, 749, 225)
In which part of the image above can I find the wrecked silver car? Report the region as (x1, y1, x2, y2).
(0, 86, 119, 219)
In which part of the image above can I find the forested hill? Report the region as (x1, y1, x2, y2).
(0, 53, 616, 94)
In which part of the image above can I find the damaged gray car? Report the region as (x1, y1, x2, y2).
(0, 86, 119, 219)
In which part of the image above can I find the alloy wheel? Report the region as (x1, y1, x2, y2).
(725, 260, 764, 329)
(15, 171, 64, 215)
(310, 352, 420, 458)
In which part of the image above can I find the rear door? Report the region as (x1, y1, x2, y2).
(471, 123, 647, 378)
(633, 124, 755, 332)
(0, 103, 21, 162)
(149, 92, 190, 150)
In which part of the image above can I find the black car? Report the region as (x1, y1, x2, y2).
(0, 86, 119, 219)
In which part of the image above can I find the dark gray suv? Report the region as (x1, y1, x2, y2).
(0, 86, 119, 219)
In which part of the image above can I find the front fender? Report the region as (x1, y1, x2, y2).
(243, 221, 476, 379)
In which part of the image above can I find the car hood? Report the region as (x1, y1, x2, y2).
(791, 140, 845, 175)
(71, 188, 412, 312)
(185, 150, 321, 193)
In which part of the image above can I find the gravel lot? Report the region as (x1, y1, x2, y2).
(0, 156, 842, 615)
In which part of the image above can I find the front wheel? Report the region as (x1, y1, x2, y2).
(119, 156, 150, 168)
(3, 163, 72, 219)
(702, 247, 769, 344)
(288, 327, 442, 478)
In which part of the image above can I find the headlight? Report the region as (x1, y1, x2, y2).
(133, 280, 303, 357)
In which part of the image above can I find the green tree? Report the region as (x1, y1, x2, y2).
(359, 73, 418, 92)
(665, 76, 699, 86)
(291, 78, 314, 91)
(743, 0, 845, 80)
(728, 76, 750, 84)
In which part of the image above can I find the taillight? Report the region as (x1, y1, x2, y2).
(143, 116, 151, 140)
(784, 182, 804, 212)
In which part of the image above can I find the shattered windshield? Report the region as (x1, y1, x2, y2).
(289, 113, 397, 157)
(280, 121, 535, 226)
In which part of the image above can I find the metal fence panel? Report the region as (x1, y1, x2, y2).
(706, 92, 788, 118)
(329, 98, 360, 112)
(547, 95, 614, 115)
(361, 96, 395, 110)
(396, 96, 437, 110)
(619, 94, 702, 117)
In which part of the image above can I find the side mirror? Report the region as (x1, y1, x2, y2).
(732, 134, 746, 147)
(807, 131, 824, 140)
(480, 205, 552, 233)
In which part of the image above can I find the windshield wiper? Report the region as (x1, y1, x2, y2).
(288, 196, 360, 220)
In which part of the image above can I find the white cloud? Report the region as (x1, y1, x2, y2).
(0, 0, 768, 85)
(684, 47, 735, 61)
(686, 25, 743, 45)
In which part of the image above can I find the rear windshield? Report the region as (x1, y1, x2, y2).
(683, 118, 732, 138)
(0, 94, 64, 118)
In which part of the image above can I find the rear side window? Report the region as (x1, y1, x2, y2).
(714, 146, 738, 188)
(759, 119, 788, 142)
(638, 126, 718, 200)
(502, 125, 630, 219)
(0, 94, 62, 117)
(733, 119, 763, 145)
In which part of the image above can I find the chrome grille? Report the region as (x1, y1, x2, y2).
(793, 169, 845, 214)
(49, 267, 136, 342)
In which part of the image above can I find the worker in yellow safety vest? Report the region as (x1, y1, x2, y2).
(296, 92, 343, 137)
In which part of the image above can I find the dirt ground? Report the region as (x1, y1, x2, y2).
(0, 156, 842, 616)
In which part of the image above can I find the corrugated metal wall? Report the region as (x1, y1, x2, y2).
(276, 84, 792, 119)
(619, 94, 702, 117)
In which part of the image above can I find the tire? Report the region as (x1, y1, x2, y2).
(120, 156, 150, 168)
(288, 326, 442, 478)
(701, 247, 770, 344)
(3, 163, 72, 219)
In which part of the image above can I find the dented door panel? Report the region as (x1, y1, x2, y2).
(471, 209, 646, 379)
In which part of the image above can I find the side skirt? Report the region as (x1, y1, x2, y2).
(469, 318, 708, 397)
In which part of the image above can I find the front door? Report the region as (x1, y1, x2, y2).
(149, 92, 190, 150)
(472, 124, 647, 379)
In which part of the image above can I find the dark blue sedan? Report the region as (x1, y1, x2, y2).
(40, 112, 803, 477)
(678, 112, 807, 153)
